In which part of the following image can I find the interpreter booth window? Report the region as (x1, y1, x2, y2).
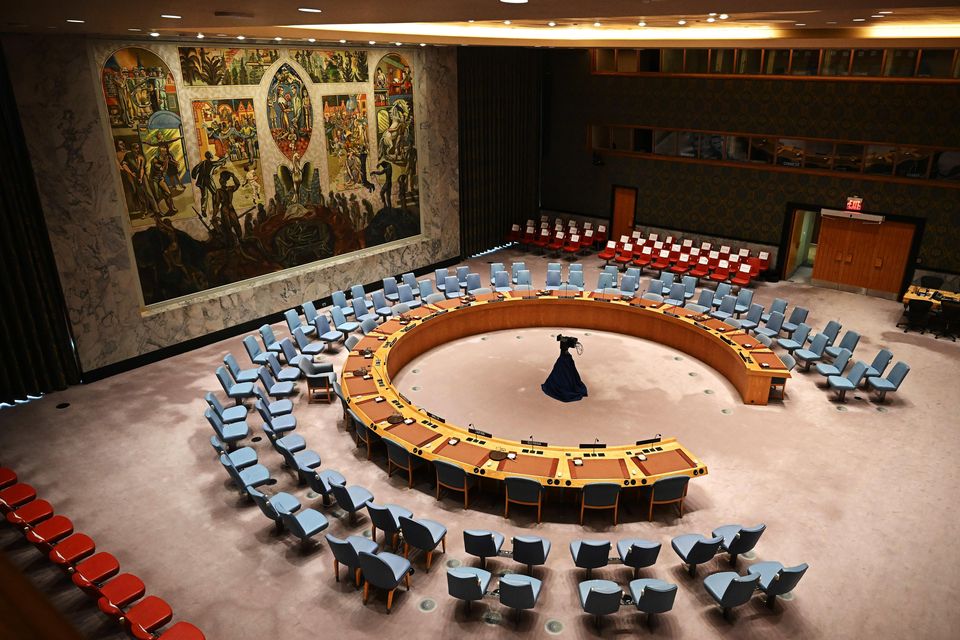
(710, 49, 735, 74)
(725, 136, 751, 162)
(895, 148, 931, 178)
(790, 50, 820, 75)
(805, 141, 835, 170)
(864, 146, 896, 175)
(653, 131, 679, 155)
(737, 49, 762, 74)
(833, 144, 864, 172)
(916, 49, 954, 77)
(822, 50, 852, 76)
(776, 140, 806, 167)
(595, 49, 616, 72)
(851, 49, 884, 76)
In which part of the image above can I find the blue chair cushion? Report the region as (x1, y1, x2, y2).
(220, 422, 249, 441)
(710, 524, 743, 551)
(703, 572, 737, 603)
(379, 551, 413, 583)
(746, 561, 783, 591)
(271, 414, 297, 432)
(577, 579, 621, 607)
(827, 375, 856, 390)
(296, 509, 329, 536)
(617, 539, 659, 568)
(344, 485, 374, 509)
(347, 535, 379, 556)
(868, 377, 897, 392)
(239, 464, 270, 487)
(226, 447, 257, 469)
(270, 492, 301, 514)
(628, 578, 675, 611)
(267, 398, 293, 415)
(814, 363, 841, 377)
(669, 534, 702, 561)
(793, 348, 818, 362)
(220, 405, 248, 422)
(777, 338, 802, 351)
(418, 518, 448, 544)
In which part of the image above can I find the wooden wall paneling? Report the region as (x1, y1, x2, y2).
(870, 221, 916, 292)
(841, 220, 882, 288)
(611, 186, 638, 239)
(812, 216, 848, 285)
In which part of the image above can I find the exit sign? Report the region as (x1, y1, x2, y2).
(845, 196, 864, 211)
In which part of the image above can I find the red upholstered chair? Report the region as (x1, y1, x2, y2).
(532, 228, 550, 253)
(564, 234, 582, 256)
(747, 256, 763, 277)
(719, 244, 732, 260)
(521, 226, 536, 249)
(700, 241, 712, 253)
(71, 552, 121, 597)
(731, 263, 754, 288)
(593, 225, 608, 249)
(0, 483, 37, 514)
(96, 573, 147, 621)
(632, 246, 654, 269)
(681, 238, 694, 251)
(25, 515, 74, 554)
(547, 231, 565, 256)
(580, 229, 595, 254)
(124, 595, 174, 640)
(663, 235, 675, 245)
(0, 467, 16, 489)
(709, 259, 731, 283)
(5, 498, 53, 530)
(650, 249, 672, 273)
(49, 533, 97, 571)
(706, 250, 721, 269)
(614, 243, 635, 268)
(506, 223, 522, 244)
(670, 253, 693, 276)
(758, 251, 771, 272)
(597, 240, 617, 263)
(668, 244, 682, 262)
(689, 256, 711, 280)
(157, 622, 206, 640)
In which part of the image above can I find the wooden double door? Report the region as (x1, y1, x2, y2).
(812, 216, 914, 294)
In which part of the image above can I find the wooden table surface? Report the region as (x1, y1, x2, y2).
(902, 285, 960, 310)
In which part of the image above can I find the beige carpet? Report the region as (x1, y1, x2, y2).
(1, 247, 958, 640)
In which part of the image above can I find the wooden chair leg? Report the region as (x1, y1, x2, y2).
(404, 573, 410, 589)
(408, 467, 414, 488)
(333, 559, 340, 582)
(441, 536, 446, 553)
(504, 500, 509, 519)
(387, 588, 395, 613)
(648, 499, 654, 521)
(579, 501, 585, 525)
(436, 481, 441, 501)
(363, 582, 370, 603)
(426, 551, 433, 571)
(371, 526, 377, 543)
(537, 500, 542, 523)
(404, 542, 409, 558)
(355, 567, 362, 587)
(464, 486, 469, 509)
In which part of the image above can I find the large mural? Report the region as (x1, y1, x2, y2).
(101, 47, 194, 228)
(292, 49, 369, 83)
(266, 63, 313, 160)
(100, 46, 421, 307)
(178, 47, 280, 86)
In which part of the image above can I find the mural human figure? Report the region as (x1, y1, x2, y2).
(371, 160, 393, 209)
(148, 153, 177, 215)
(214, 171, 243, 243)
(133, 145, 159, 216)
(190, 151, 227, 216)
(243, 162, 262, 205)
(116, 140, 146, 212)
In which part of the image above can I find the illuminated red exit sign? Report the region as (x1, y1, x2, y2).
(845, 196, 864, 212)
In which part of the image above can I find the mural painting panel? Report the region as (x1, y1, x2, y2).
(266, 63, 313, 160)
(321, 94, 372, 195)
(101, 47, 194, 228)
(291, 49, 369, 83)
(178, 47, 280, 86)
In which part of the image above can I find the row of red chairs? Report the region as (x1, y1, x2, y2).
(598, 237, 769, 285)
(0, 467, 203, 640)
(506, 221, 609, 253)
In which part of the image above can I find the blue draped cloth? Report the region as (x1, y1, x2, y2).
(541, 352, 588, 402)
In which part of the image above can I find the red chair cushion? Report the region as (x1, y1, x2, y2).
(158, 621, 206, 640)
(5, 499, 53, 527)
(72, 552, 120, 590)
(49, 533, 96, 567)
(126, 595, 174, 639)
(25, 515, 73, 549)
(0, 483, 36, 512)
(0, 467, 16, 489)
(97, 573, 146, 617)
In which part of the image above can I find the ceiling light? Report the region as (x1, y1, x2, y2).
(237, 35, 245, 40)
(298, 7, 323, 12)
(160, 14, 181, 19)
(852, 18, 866, 22)
(420, 43, 426, 46)
(871, 14, 884, 18)
(707, 17, 715, 23)
(878, 11, 893, 14)
(467, 19, 475, 23)
(128, 28, 141, 31)
(149, 32, 160, 37)
(548, 21, 557, 27)
(395, 41, 402, 45)
(678, 20, 687, 25)
(196, 33, 204, 38)
(637, 21, 646, 27)
(338, 39, 346, 43)
(66, 19, 84, 24)
(369, 40, 376, 44)
(503, 20, 512, 25)
(274, 36, 283, 41)
(827, 21, 837, 24)
(709, 13, 717, 17)
(593, 21, 601, 27)
(500, 0, 528, 3)
(795, 23, 805, 26)
(719, 14, 729, 19)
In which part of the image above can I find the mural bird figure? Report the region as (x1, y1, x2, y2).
(277, 158, 314, 205)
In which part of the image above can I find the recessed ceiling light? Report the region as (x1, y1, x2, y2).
(709, 13, 717, 17)
(66, 19, 84, 24)
(678, 19, 687, 25)
(548, 21, 557, 27)
(878, 11, 893, 14)
(395, 41, 402, 45)
(795, 23, 806, 26)
(160, 14, 181, 19)
(196, 33, 204, 39)
(237, 35, 246, 40)
(338, 39, 345, 43)
(707, 17, 715, 23)
(308, 38, 317, 42)
(467, 19, 475, 23)
(500, 0, 528, 3)
(274, 36, 282, 41)
(853, 18, 866, 22)
(369, 40, 376, 44)
(637, 21, 647, 27)
(128, 28, 141, 31)
(503, 20, 512, 25)
(871, 14, 885, 18)
(593, 21, 601, 27)
(298, 7, 323, 12)
(827, 21, 837, 24)
(420, 43, 426, 46)
(149, 32, 160, 37)
(719, 13, 729, 19)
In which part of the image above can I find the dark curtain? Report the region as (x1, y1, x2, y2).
(0, 45, 81, 403)
(457, 48, 542, 257)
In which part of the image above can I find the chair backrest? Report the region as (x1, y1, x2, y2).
(223, 353, 244, 378)
(570, 263, 584, 273)
(661, 273, 675, 288)
(845, 361, 868, 386)
(326, 534, 360, 568)
(402, 272, 418, 290)
(499, 574, 538, 609)
(447, 568, 485, 600)
(582, 581, 622, 616)
(756, 333, 773, 347)
(723, 319, 741, 330)
(745, 303, 763, 324)
(350, 284, 367, 301)
(512, 262, 526, 278)
(512, 536, 549, 565)
(668, 283, 686, 303)
(351, 297, 368, 317)
(687, 536, 724, 564)
(820, 320, 842, 344)
(490, 262, 505, 281)
(621, 275, 637, 294)
(715, 282, 731, 298)
(572, 539, 611, 568)
(259, 324, 277, 346)
(886, 361, 910, 388)
(204, 408, 226, 438)
(642, 291, 664, 303)
(399, 516, 441, 550)
(366, 502, 401, 533)
(719, 574, 761, 607)
(727, 524, 766, 555)
(249, 487, 282, 521)
(360, 318, 378, 335)
(456, 266, 469, 283)
(546, 271, 562, 288)
(243, 335, 263, 361)
(735, 288, 753, 307)
(718, 295, 736, 314)
(357, 551, 401, 590)
(265, 352, 284, 377)
(330, 483, 360, 511)
(781, 353, 797, 372)
(435, 460, 466, 488)
(382, 276, 399, 297)
(792, 323, 811, 346)
(383, 439, 410, 467)
(215, 367, 234, 393)
(583, 483, 620, 507)
(517, 270, 532, 286)
(204, 391, 227, 416)
(636, 581, 677, 614)
(547, 262, 562, 272)
(869, 349, 893, 376)
(425, 293, 446, 304)
(695, 289, 714, 308)
(838, 330, 861, 352)
(330, 305, 348, 327)
(314, 314, 333, 334)
(597, 272, 614, 290)
(652, 475, 689, 501)
(787, 306, 809, 325)
(463, 530, 500, 558)
(466, 273, 482, 292)
(568, 271, 584, 289)
(392, 303, 411, 315)
(765, 311, 785, 333)
(435, 268, 448, 284)
(371, 291, 388, 309)
(682, 275, 697, 294)
(831, 348, 852, 373)
(765, 563, 809, 597)
(332, 290, 349, 309)
(418, 279, 433, 298)
(807, 332, 828, 356)
(345, 334, 360, 351)
(770, 298, 788, 315)
(284, 309, 302, 333)
(506, 477, 543, 503)
(494, 271, 511, 289)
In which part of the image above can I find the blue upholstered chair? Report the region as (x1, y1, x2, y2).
(642, 290, 664, 303)
(570, 539, 611, 579)
(711, 523, 766, 565)
(863, 348, 893, 382)
(761, 297, 788, 323)
(593, 271, 614, 292)
(384, 438, 424, 488)
(274, 439, 322, 485)
(293, 327, 325, 358)
(686, 288, 714, 314)
(514, 270, 534, 292)
(781, 306, 809, 337)
(358, 551, 411, 613)
(505, 477, 544, 522)
(257, 366, 295, 397)
(777, 323, 811, 352)
(371, 291, 392, 319)
(733, 288, 753, 316)
(401, 272, 419, 294)
(494, 271, 513, 292)
(629, 578, 677, 627)
(223, 353, 258, 384)
(512, 535, 551, 574)
(444, 275, 463, 299)
(545, 270, 562, 291)
(331, 290, 355, 317)
(252, 384, 292, 416)
(285, 309, 315, 338)
(489, 262, 505, 285)
(747, 561, 809, 606)
(210, 438, 256, 470)
(248, 486, 301, 530)
(578, 580, 622, 629)
(620, 274, 638, 296)
(567, 270, 585, 291)
(547, 262, 562, 273)
(330, 483, 374, 522)
(826, 330, 860, 360)
(302, 300, 319, 325)
(219, 454, 270, 494)
(755, 332, 771, 348)
(456, 266, 470, 288)
(465, 273, 483, 294)
(682, 275, 697, 300)
(709, 295, 737, 321)
(330, 305, 360, 333)
(703, 571, 761, 619)
(327, 534, 379, 586)
(435, 460, 477, 508)
(647, 475, 689, 520)
(793, 332, 828, 371)
(243, 335, 271, 365)
(435, 268, 449, 291)
(367, 501, 413, 549)
(671, 532, 723, 576)
(570, 263, 584, 275)
(306, 467, 346, 506)
(812, 319, 842, 347)
(280, 337, 308, 368)
(258, 324, 283, 353)
(665, 283, 686, 306)
(205, 391, 246, 424)
(391, 303, 412, 316)
(738, 303, 764, 331)
(463, 530, 504, 569)
(359, 317, 378, 335)
(216, 366, 255, 405)
(617, 539, 661, 578)
(397, 283, 421, 309)
(382, 276, 400, 302)
(418, 279, 434, 299)
(814, 348, 851, 378)
(711, 282, 731, 306)
(580, 483, 620, 525)
(424, 292, 446, 304)
(399, 515, 447, 572)
(867, 361, 910, 403)
(827, 361, 868, 402)
(499, 573, 542, 623)
(603, 264, 620, 286)
(511, 261, 526, 284)
(266, 352, 300, 382)
(351, 284, 373, 309)
(351, 297, 377, 324)
(255, 398, 297, 435)
(755, 310, 785, 339)
(447, 566, 492, 612)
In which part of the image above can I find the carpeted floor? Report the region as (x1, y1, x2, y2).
(1, 246, 958, 640)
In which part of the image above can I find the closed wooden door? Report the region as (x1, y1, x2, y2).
(840, 219, 881, 287)
(869, 221, 914, 293)
(812, 216, 848, 284)
(611, 186, 637, 240)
